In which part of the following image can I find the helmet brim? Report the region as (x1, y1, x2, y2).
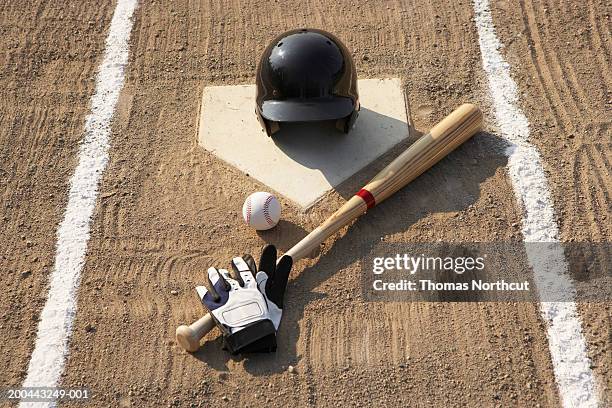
(260, 97, 355, 122)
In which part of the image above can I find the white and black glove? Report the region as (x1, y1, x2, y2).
(196, 245, 292, 354)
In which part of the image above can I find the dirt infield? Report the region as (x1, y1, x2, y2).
(491, 0, 610, 399)
(0, 0, 609, 407)
(0, 0, 115, 391)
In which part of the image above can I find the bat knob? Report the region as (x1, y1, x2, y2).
(176, 325, 201, 352)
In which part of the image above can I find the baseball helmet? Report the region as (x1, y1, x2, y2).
(255, 28, 360, 136)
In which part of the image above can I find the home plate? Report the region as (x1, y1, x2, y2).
(198, 78, 410, 208)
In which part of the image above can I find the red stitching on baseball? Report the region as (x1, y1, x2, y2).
(246, 197, 252, 225)
(263, 195, 275, 226)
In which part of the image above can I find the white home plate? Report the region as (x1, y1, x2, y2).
(198, 78, 409, 208)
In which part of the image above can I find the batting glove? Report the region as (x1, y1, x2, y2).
(196, 245, 292, 354)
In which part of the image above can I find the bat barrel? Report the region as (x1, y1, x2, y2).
(363, 103, 482, 205)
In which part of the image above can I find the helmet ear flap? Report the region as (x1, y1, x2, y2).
(256, 110, 280, 137)
(346, 110, 359, 131)
(266, 120, 280, 136)
(335, 110, 359, 134)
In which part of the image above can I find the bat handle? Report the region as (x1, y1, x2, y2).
(175, 314, 215, 352)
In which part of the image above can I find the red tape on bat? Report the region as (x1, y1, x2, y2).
(356, 188, 376, 209)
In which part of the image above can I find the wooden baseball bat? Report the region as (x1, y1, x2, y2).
(176, 103, 482, 352)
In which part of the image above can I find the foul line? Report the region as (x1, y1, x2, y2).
(20, 1, 138, 406)
(473, 1, 599, 407)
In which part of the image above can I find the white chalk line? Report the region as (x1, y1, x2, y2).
(473, 1, 599, 407)
(20, 1, 138, 407)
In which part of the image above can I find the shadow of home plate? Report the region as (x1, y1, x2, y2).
(198, 78, 410, 208)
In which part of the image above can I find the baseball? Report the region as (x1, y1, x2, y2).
(242, 192, 281, 230)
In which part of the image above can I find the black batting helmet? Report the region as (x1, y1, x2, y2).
(255, 28, 360, 136)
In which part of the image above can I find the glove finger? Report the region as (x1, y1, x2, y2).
(255, 270, 268, 286)
(203, 267, 222, 301)
(241, 253, 258, 273)
(229, 257, 246, 286)
(213, 267, 232, 291)
(197, 267, 227, 308)
(218, 268, 243, 291)
(266, 255, 293, 307)
(258, 244, 277, 277)
(231, 256, 258, 288)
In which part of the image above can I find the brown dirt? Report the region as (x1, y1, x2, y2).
(0, 0, 608, 407)
(490, 0, 611, 402)
(0, 0, 115, 390)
